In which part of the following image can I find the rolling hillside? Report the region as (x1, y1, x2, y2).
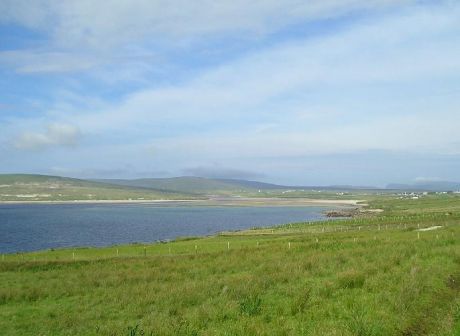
(94, 176, 283, 195)
(1, 174, 390, 201)
(0, 174, 195, 201)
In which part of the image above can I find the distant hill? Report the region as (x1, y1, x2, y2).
(0, 174, 194, 201)
(308, 185, 379, 191)
(0, 174, 386, 201)
(214, 178, 286, 190)
(95, 176, 380, 195)
(386, 181, 460, 192)
(93, 176, 280, 195)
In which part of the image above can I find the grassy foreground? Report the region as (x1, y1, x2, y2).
(1, 196, 459, 335)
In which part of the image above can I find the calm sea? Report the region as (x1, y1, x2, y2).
(0, 203, 331, 253)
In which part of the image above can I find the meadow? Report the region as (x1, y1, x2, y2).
(0, 195, 459, 335)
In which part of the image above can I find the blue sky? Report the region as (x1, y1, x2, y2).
(1, 0, 460, 186)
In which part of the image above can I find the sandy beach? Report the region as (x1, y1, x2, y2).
(0, 197, 364, 207)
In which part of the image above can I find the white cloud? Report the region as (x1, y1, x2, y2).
(0, 0, 417, 74)
(0, 50, 100, 73)
(14, 123, 81, 150)
(61, 2, 460, 133)
(2, 0, 460, 185)
(0, 0, 53, 30)
(5, 1, 459, 158)
(146, 110, 460, 161)
(0, 0, 414, 48)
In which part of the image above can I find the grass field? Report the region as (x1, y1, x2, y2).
(1, 195, 459, 335)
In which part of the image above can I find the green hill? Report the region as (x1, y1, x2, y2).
(0, 174, 387, 201)
(0, 174, 195, 201)
(94, 176, 282, 195)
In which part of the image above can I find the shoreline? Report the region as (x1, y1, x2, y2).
(1, 210, 342, 255)
(0, 197, 364, 207)
(0, 198, 363, 254)
(0, 198, 365, 254)
(0, 199, 201, 205)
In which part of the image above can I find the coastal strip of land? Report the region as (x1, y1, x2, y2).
(0, 197, 364, 207)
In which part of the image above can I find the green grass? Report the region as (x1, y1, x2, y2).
(1, 195, 459, 335)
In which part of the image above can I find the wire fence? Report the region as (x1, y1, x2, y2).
(1, 220, 457, 263)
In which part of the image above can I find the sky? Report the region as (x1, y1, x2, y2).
(1, 0, 460, 187)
